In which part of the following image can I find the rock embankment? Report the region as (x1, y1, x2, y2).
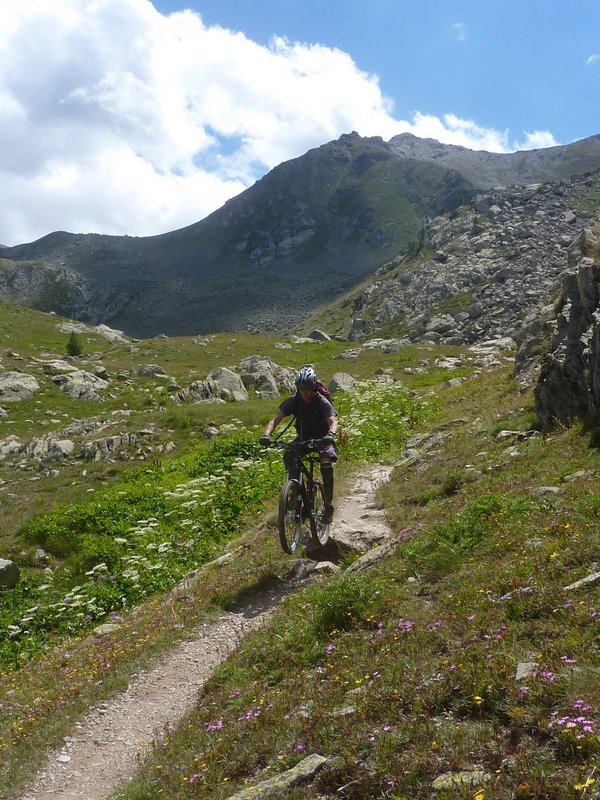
(525, 222, 600, 427)
(349, 173, 599, 345)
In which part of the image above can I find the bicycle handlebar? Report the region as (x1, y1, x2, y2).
(260, 437, 326, 453)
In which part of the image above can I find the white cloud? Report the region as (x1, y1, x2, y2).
(513, 130, 559, 151)
(408, 113, 510, 152)
(0, 0, 555, 246)
(451, 22, 468, 43)
(587, 54, 599, 66)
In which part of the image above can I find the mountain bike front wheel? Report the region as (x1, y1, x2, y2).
(278, 479, 303, 554)
(309, 480, 330, 547)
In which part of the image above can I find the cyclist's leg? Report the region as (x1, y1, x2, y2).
(319, 451, 336, 524)
(320, 458, 334, 505)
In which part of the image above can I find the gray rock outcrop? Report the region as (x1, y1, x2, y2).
(139, 364, 165, 376)
(348, 176, 598, 345)
(25, 437, 75, 462)
(238, 355, 296, 399)
(0, 558, 20, 588)
(51, 370, 109, 400)
(207, 367, 248, 402)
(175, 357, 296, 404)
(42, 360, 79, 375)
(531, 223, 600, 427)
(0, 371, 40, 401)
(329, 372, 356, 394)
(0, 435, 22, 459)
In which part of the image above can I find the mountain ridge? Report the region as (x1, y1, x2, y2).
(2, 131, 600, 338)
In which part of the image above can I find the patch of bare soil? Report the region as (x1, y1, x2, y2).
(18, 464, 394, 800)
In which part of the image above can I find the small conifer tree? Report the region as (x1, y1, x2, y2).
(66, 331, 83, 357)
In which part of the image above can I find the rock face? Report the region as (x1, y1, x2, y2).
(528, 223, 600, 427)
(348, 175, 600, 345)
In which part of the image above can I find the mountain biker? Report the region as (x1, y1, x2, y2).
(260, 365, 338, 524)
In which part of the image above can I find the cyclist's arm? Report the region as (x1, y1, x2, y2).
(264, 410, 285, 437)
(326, 414, 338, 437)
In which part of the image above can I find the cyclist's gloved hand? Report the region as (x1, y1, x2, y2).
(323, 431, 336, 442)
(259, 435, 271, 447)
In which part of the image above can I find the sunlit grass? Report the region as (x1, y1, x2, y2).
(5, 305, 600, 799)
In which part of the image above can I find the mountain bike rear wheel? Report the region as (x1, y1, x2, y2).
(309, 481, 330, 547)
(278, 479, 303, 554)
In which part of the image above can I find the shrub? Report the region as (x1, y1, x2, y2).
(65, 331, 83, 356)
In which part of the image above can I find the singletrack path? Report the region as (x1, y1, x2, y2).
(17, 464, 394, 800)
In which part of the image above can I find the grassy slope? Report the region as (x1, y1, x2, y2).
(2, 300, 600, 798)
(108, 366, 600, 800)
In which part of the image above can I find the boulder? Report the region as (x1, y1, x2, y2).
(47, 440, 76, 461)
(308, 329, 332, 341)
(42, 360, 78, 375)
(51, 370, 109, 400)
(0, 435, 22, 459)
(0, 371, 40, 402)
(207, 367, 248, 402)
(253, 372, 280, 399)
(139, 364, 165, 376)
(0, 558, 20, 588)
(238, 355, 296, 396)
(95, 324, 128, 342)
(329, 372, 356, 394)
(173, 379, 221, 404)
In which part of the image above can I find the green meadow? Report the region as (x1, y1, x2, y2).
(2, 300, 600, 799)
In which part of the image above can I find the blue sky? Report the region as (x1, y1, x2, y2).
(0, 0, 598, 246)
(154, 0, 600, 145)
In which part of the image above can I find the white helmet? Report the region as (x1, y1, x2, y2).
(295, 365, 317, 390)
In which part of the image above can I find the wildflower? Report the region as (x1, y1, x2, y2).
(474, 695, 484, 706)
(575, 777, 596, 790)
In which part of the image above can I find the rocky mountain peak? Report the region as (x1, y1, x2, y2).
(1, 132, 600, 340)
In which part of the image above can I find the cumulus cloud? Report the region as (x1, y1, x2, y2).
(0, 0, 554, 246)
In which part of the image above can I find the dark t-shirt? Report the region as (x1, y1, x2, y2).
(279, 392, 337, 439)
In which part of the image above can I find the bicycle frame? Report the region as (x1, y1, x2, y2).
(284, 441, 319, 496)
(273, 439, 330, 553)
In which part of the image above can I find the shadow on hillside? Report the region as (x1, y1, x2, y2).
(225, 538, 355, 620)
(227, 573, 292, 619)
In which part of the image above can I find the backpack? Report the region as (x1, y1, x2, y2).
(315, 379, 332, 402)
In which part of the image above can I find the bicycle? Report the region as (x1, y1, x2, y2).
(267, 439, 331, 554)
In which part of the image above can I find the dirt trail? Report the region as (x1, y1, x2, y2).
(17, 464, 394, 800)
